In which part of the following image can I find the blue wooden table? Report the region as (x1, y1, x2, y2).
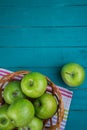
(0, 0, 87, 129)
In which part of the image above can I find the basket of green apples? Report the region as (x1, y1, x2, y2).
(0, 70, 64, 130)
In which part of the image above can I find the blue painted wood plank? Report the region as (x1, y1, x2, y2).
(0, 48, 87, 67)
(0, 27, 87, 47)
(0, 6, 87, 26)
(0, 0, 87, 7)
(70, 89, 87, 110)
(65, 111, 87, 130)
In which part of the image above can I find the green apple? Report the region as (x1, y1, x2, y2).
(3, 81, 25, 104)
(18, 117, 43, 130)
(0, 104, 15, 130)
(7, 99, 35, 127)
(28, 117, 43, 130)
(34, 93, 58, 119)
(21, 72, 47, 98)
(61, 63, 85, 87)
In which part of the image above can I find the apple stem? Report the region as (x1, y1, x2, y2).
(65, 72, 71, 75)
(35, 101, 41, 107)
(65, 72, 75, 77)
(11, 119, 15, 124)
(29, 79, 34, 86)
(13, 91, 19, 97)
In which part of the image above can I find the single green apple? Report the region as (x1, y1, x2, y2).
(3, 81, 25, 104)
(34, 93, 58, 119)
(0, 104, 15, 130)
(21, 72, 47, 98)
(61, 63, 85, 87)
(7, 99, 35, 127)
(28, 117, 43, 130)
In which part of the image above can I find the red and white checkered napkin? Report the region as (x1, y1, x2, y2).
(0, 68, 73, 130)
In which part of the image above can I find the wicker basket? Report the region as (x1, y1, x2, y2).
(0, 70, 64, 130)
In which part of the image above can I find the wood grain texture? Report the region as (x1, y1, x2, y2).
(0, 27, 87, 47)
(66, 111, 87, 130)
(0, 0, 87, 6)
(0, 48, 87, 67)
(0, 0, 87, 129)
(0, 6, 87, 26)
